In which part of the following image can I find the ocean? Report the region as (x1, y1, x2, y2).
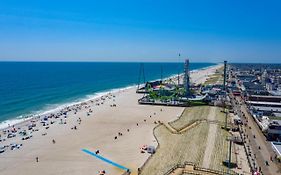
(0, 62, 215, 127)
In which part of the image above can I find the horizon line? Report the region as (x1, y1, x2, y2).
(0, 60, 220, 64)
(1, 60, 281, 64)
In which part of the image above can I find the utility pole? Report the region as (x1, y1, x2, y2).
(228, 139, 232, 174)
(226, 137, 233, 175)
(225, 105, 228, 129)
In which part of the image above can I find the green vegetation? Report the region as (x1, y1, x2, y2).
(205, 74, 221, 84)
(169, 106, 226, 130)
(146, 84, 185, 102)
(169, 106, 210, 129)
(189, 100, 208, 106)
(204, 67, 224, 85)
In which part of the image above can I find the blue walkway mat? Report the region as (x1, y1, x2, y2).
(81, 149, 130, 171)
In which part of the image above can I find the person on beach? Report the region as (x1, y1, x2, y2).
(36, 157, 39, 162)
(52, 139, 56, 144)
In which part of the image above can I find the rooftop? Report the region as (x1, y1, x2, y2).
(246, 101, 281, 106)
(252, 106, 281, 113)
(250, 95, 281, 99)
(271, 142, 281, 156)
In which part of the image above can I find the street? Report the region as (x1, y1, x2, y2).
(230, 94, 280, 175)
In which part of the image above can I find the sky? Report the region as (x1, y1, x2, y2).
(0, 0, 281, 63)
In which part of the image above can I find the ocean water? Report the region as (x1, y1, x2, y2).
(0, 62, 215, 126)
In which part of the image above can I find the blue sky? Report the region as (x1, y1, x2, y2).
(0, 0, 281, 63)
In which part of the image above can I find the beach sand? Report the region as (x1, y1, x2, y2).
(190, 64, 222, 85)
(0, 64, 222, 175)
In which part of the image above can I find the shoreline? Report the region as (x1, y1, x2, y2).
(0, 85, 135, 130)
(0, 63, 222, 175)
(0, 63, 220, 130)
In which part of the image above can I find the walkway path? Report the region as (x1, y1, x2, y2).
(239, 98, 280, 175)
(164, 120, 202, 134)
(164, 119, 221, 135)
(202, 107, 218, 168)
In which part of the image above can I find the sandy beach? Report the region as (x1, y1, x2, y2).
(190, 65, 222, 85)
(0, 64, 222, 175)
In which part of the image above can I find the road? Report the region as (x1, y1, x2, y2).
(231, 95, 281, 175)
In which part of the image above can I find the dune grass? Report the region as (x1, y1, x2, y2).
(140, 106, 233, 175)
(169, 106, 210, 130)
(204, 67, 224, 85)
(140, 123, 209, 175)
(209, 126, 231, 171)
(169, 106, 226, 130)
